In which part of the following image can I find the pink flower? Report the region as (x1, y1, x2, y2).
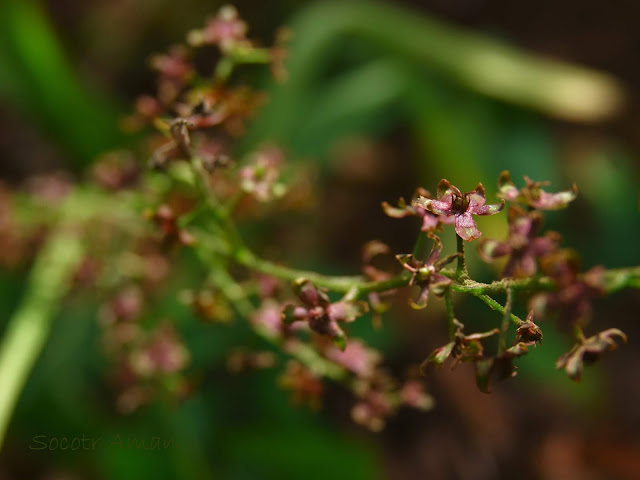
(478, 206, 561, 278)
(382, 187, 454, 233)
(498, 171, 577, 210)
(282, 279, 368, 350)
(239, 145, 286, 202)
(325, 340, 381, 378)
(188, 6, 248, 52)
(400, 380, 434, 410)
(395, 234, 458, 309)
(414, 180, 504, 241)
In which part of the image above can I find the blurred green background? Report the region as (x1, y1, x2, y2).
(1, 0, 639, 478)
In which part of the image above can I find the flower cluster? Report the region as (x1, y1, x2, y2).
(478, 206, 561, 278)
(424, 312, 543, 392)
(498, 171, 578, 210)
(6, 7, 632, 437)
(381, 173, 628, 387)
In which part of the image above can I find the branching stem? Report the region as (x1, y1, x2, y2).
(497, 288, 514, 355)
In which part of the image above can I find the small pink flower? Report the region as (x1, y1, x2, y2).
(498, 171, 577, 210)
(400, 380, 434, 410)
(149, 46, 193, 84)
(351, 391, 393, 432)
(325, 340, 381, 378)
(129, 325, 190, 377)
(239, 145, 286, 202)
(382, 187, 454, 233)
(282, 279, 368, 350)
(251, 300, 285, 339)
(478, 206, 561, 278)
(414, 180, 504, 241)
(395, 234, 458, 309)
(188, 6, 248, 52)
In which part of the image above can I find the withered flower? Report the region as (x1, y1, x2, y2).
(529, 250, 605, 328)
(423, 315, 540, 393)
(282, 279, 368, 350)
(396, 234, 458, 309)
(423, 320, 499, 370)
(556, 329, 627, 381)
(514, 311, 543, 345)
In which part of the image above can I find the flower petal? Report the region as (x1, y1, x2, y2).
(414, 195, 453, 216)
(529, 232, 561, 257)
(455, 212, 481, 241)
(381, 198, 416, 218)
(426, 196, 456, 216)
(409, 285, 430, 309)
(421, 213, 439, 231)
(429, 273, 451, 297)
(436, 179, 458, 198)
(469, 199, 505, 216)
(327, 300, 369, 323)
(529, 185, 578, 210)
(497, 171, 520, 201)
(478, 238, 511, 261)
(281, 304, 309, 324)
(426, 234, 443, 266)
(515, 254, 537, 277)
(466, 183, 486, 208)
(424, 341, 456, 369)
(292, 278, 330, 307)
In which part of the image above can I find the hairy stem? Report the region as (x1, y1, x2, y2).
(444, 290, 456, 339)
(497, 288, 514, 355)
(456, 234, 468, 278)
(475, 294, 523, 326)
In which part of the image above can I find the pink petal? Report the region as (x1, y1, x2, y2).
(529, 187, 578, 210)
(469, 200, 505, 216)
(478, 239, 511, 261)
(455, 212, 481, 241)
(466, 184, 486, 209)
(426, 195, 455, 216)
(421, 213, 439, 231)
(426, 235, 443, 265)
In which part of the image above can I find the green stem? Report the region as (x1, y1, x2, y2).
(412, 230, 429, 261)
(221, 191, 246, 218)
(444, 290, 456, 340)
(234, 248, 368, 292)
(0, 227, 83, 450)
(497, 288, 514, 355)
(475, 294, 523, 326)
(192, 245, 346, 381)
(573, 324, 586, 343)
(456, 234, 468, 278)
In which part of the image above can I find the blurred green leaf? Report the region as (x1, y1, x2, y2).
(0, 0, 126, 168)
